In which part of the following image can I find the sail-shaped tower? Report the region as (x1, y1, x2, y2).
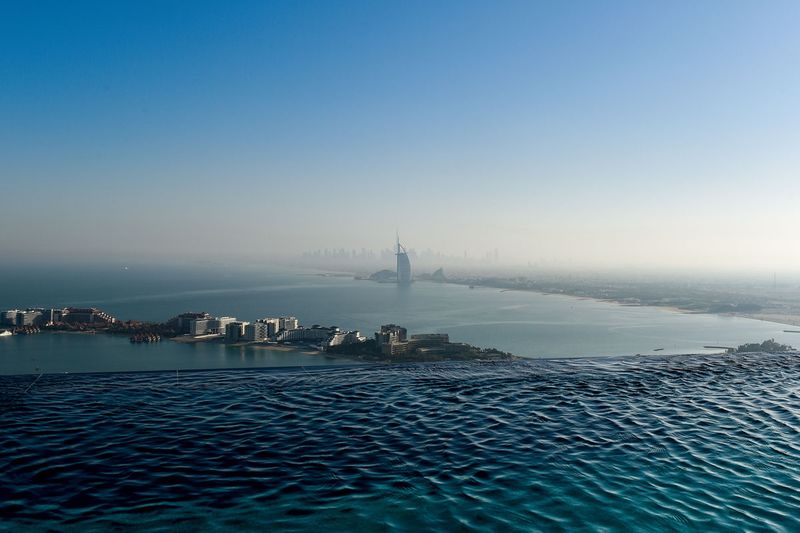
(396, 234, 412, 285)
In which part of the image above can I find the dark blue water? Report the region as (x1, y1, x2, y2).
(2, 354, 799, 531)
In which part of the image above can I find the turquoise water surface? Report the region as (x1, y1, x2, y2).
(2, 355, 799, 531)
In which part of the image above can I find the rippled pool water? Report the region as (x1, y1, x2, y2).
(2, 355, 800, 531)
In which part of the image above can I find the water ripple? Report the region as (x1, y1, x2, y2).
(1, 353, 800, 531)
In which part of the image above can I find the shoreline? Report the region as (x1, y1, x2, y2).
(348, 271, 800, 329)
(7, 328, 512, 365)
(169, 335, 367, 362)
(4, 330, 794, 377)
(733, 312, 800, 328)
(433, 279, 800, 330)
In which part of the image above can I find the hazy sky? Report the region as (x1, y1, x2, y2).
(2, 1, 799, 270)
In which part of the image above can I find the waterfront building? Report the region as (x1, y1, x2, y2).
(396, 235, 412, 285)
(225, 321, 249, 343)
(174, 313, 287, 338)
(382, 340, 410, 357)
(408, 333, 450, 349)
(406, 333, 457, 356)
(326, 330, 366, 348)
(189, 316, 237, 336)
(414, 342, 471, 356)
(213, 317, 237, 335)
(374, 326, 459, 358)
(174, 312, 212, 334)
(16, 309, 43, 327)
(244, 322, 270, 342)
(63, 307, 116, 325)
(276, 325, 336, 343)
(189, 318, 213, 336)
(2, 308, 66, 327)
(375, 324, 407, 346)
(51, 308, 67, 323)
(39, 308, 57, 325)
(0, 306, 114, 327)
(255, 318, 281, 337)
(1, 310, 22, 326)
(375, 324, 409, 356)
(279, 316, 299, 331)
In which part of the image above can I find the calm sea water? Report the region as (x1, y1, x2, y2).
(2, 355, 799, 531)
(0, 333, 355, 375)
(1, 263, 798, 374)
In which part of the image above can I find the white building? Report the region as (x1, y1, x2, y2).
(326, 330, 366, 348)
(189, 318, 213, 336)
(255, 318, 281, 337)
(189, 316, 238, 336)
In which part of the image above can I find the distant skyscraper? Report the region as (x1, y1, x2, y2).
(396, 233, 412, 285)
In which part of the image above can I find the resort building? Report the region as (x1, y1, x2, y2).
(225, 321, 250, 343)
(408, 333, 450, 349)
(279, 316, 299, 331)
(62, 307, 116, 325)
(174, 312, 212, 334)
(189, 318, 213, 336)
(38, 308, 58, 325)
(375, 324, 409, 356)
(276, 325, 335, 343)
(274, 325, 366, 348)
(375, 324, 407, 346)
(255, 318, 281, 337)
(375, 325, 462, 358)
(381, 340, 410, 357)
(2, 307, 105, 327)
(1, 310, 22, 326)
(214, 317, 237, 335)
(396, 235, 412, 285)
(326, 330, 366, 348)
(244, 321, 270, 342)
(189, 315, 237, 336)
(15, 309, 43, 326)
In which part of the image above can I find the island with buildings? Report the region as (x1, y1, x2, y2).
(0, 306, 515, 364)
(328, 324, 514, 362)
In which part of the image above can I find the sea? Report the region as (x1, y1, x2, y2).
(0, 262, 798, 375)
(2, 263, 800, 530)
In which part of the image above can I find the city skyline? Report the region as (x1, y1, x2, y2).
(2, 2, 800, 272)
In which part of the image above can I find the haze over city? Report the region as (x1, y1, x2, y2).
(3, 1, 799, 272)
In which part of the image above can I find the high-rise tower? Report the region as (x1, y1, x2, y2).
(396, 233, 412, 285)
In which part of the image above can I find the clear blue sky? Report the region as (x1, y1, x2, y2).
(2, 1, 799, 270)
